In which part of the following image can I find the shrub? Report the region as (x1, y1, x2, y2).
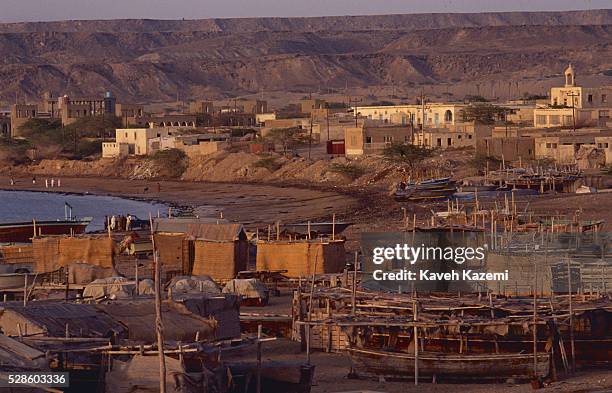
(253, 156, 282, 172)
(327, 162, 365, 180)
(150, 148, 187, 178)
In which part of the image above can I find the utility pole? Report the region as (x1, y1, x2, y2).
(567, 92, 579, 133)
(308, 115, 313, 160)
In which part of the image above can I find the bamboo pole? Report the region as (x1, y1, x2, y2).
(149, 213, 166, 393)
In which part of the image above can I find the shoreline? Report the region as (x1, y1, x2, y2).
(0, 175, 358, 226)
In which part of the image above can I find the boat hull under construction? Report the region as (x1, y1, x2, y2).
(347, 347, 550, 382)
(0, 218, 92, 243)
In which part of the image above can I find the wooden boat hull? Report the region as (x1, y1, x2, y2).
(347, 347, 549, 381)
(0, 219, 92, 243)
(0, 273, 31, 290)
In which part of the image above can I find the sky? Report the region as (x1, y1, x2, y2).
(1, 0, 610, 22)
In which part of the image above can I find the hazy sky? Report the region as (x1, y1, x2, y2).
(1, 0, 610, 22)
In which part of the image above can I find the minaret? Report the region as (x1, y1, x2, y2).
(564, 64, 576, 87)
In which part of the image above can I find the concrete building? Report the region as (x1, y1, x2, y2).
(58, 92, 116, 126)
(344, 123, 411, 156)
(10, 104, 38, 137)
(115, 104, 145, 127)
(102, 128, 174, 158)
(133, 115, 197, 128)
(301, 99, 326, 115)
(241, 100, 267, 114)
(353, 103, 467, 128)
(255, 113, 276, 125)
(477, 126, 612, 167)
(189, 101, 215, 115)
(534, 65, 612, 128)
(151, 133, 230, 157)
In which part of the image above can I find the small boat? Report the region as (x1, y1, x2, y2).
(347, 347, 549, 382)
(0, 217, 92, 243)
(394, 178, 457, 202)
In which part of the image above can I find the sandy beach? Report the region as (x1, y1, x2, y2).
(0, 175, 359, 226)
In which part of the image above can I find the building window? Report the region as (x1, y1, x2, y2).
(588, 94, 593, 103)
(549, 115, 561, 125)
(602, 94, 608, 103)
(437, 138, 442, 147)
(546, 143, 551, 148)
(536, 115, 547, 125)
(383, 136, 393, 143)
(447, 138, 452, 146)
(444, 110, 453, 122)
(365, 136, 372, 144)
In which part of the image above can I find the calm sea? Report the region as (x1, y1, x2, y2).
(0, 190, 167, 232)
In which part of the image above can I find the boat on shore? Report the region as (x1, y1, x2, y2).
(347, 347, 550, 382)
(394, 178, 457, 202)
(0, 217, 92, 243)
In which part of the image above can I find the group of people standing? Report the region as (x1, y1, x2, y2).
(104, 214, 134, 231)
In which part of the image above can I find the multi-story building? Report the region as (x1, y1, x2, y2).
(352, 103, 467, 129)
(10, 104, 38, 137)
(533, 65, 612, 128)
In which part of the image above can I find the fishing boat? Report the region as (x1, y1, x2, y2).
(394, 177, 457, 202)
(0, 217, 92, 243)
(347, 347, 550, 382)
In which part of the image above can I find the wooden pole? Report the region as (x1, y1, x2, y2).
(533, 257, 538, 376)
(306, 251, 319, 364)
(23, 274, 28, 307)
(256, 324, 262, 393)
(413, 300, 419, 385)
(567, 254, 575, 374)
(352, 252, 358, 315)
(149, 213, 166, 393)
(332, 214, 336, 241)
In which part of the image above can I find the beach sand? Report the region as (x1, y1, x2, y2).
(0, 176, 358, 226)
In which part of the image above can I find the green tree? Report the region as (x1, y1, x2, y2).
(266, 127, 312, 154)
(460, 104, 512, 125)
(382, 143, 433, 171)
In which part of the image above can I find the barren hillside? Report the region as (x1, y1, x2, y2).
(1, 10, 611, 103)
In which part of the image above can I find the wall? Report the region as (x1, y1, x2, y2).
(256, 240, 346, 277)
(476, 137, 535, 161)
(192, 240, 247, 280)
(344, 127, 364, 156)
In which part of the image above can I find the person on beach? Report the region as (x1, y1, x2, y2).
(126, 214, 133, 231)
(51, 178, 55, 188)
(57, 179, 61, 187)
(110, 215, 117, 231)
(45, 179, 48, 188)
(9, 178, 14, 186)
(103, 216, 108, 231)
(32, 177, 36, 185)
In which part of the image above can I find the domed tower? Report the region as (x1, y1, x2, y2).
(564, 64, 576, 87)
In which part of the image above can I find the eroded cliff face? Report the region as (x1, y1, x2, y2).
(0, 11, 611, 102)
